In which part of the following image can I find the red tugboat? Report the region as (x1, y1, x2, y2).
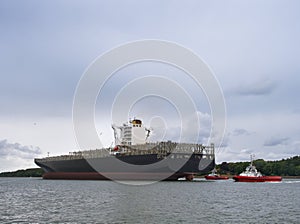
(233, 155, 282, 182)
(205, 168, 229, 180)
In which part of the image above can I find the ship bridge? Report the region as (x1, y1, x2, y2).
(112, 118, 149, 146)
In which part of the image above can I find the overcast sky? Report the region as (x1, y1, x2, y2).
(0, 0, 299, 172)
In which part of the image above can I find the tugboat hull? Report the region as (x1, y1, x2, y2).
(205, 175, 229, 180)
(233, 175, 282, 182)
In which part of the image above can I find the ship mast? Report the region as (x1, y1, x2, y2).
(250, 154, 255, 167)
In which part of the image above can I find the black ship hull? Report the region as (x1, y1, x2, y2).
(35, 153, 215, 181)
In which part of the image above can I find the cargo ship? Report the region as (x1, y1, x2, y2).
(35, 119, 215, 181)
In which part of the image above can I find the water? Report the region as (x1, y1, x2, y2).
(0, 178, 299, 223)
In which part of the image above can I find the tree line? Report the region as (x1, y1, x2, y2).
(0, 168, 44, 177)
(217, 156, 300, 176)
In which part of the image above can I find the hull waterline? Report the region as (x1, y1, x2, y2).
(42, 171, 196, 181)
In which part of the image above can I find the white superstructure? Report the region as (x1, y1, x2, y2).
(239, 154, 262, 177)
(112, 119, 150, 146)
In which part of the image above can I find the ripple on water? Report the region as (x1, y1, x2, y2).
(0, 178, 299, 223)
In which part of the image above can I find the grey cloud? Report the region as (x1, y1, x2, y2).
(232, 128, 251, 136)
(182, 112, 212, 144)
(264, 137, 289, 147)
(240, 148, 253, 154)
(208, 128, 229, 150)
(289, 141, 300, 155)
(148, 111, 212, 144)
(0, 0, 299, 170)
(0, 139, 42, 159)
(220, 138, 229, 148)
(216, 148, 253, 162)
(235, 79, 277, 96)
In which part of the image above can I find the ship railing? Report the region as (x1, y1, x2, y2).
(116, 142, 215, 157)
(37, 148, 112, 161)
(36, 142, 215, 161)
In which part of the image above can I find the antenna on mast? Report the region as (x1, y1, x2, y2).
(250, 154, 255, 166)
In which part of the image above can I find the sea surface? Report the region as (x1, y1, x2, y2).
(0, 178, 299, 224)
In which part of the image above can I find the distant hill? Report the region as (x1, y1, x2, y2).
(0, 168, 44, 177)
(217, 156, 300, 176)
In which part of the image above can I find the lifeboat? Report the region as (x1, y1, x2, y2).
(233, 155, 282, 182)
(205, 168, 229, 180)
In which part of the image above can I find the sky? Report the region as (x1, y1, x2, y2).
(0, 0, 300, 172)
